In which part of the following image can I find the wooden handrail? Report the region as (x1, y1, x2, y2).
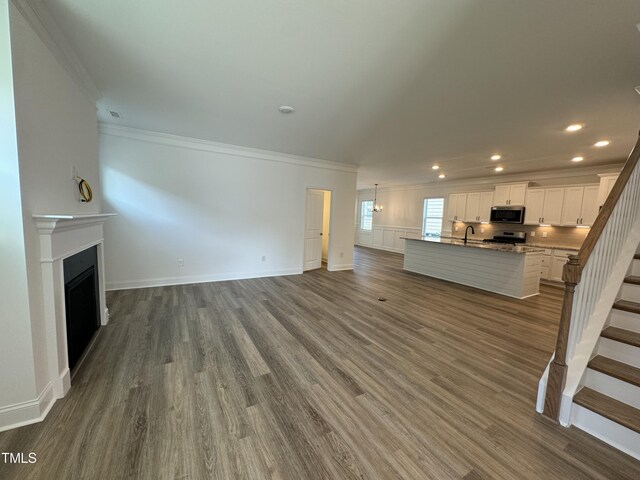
(543, 131, 640, 421)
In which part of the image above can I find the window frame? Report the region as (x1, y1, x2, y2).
(422, 196, 445, 237)
(360, 200, 374, 231)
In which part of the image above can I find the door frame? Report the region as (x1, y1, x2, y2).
(302, 187, 334, 272)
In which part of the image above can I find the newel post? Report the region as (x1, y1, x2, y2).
(543, 254, 580, 421)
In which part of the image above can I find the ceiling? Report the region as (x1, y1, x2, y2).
(43, 0, 640, 188)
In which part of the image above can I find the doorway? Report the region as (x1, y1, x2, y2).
(304, 189, 332, 271)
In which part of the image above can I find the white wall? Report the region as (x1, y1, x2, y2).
(0, 0, 37, 415)
(99, 126, 357, 290)
(0, 1, 101, 430)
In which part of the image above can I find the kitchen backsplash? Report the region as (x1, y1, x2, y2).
(447, 222, 588, 249)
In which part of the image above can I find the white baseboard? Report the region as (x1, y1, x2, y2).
(329, 263, 354, 271)
(0, 383, 55, 433)
(106, 267, 303, 291)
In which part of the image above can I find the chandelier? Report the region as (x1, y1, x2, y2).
(372, 183, 383, 213)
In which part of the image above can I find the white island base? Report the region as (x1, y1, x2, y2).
(403, 237, 543, 299)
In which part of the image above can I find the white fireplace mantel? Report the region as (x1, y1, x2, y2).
(33, 212, 116, 399)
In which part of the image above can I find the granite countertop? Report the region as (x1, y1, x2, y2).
(403, 236, 545, 254)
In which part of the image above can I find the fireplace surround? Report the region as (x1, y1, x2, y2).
(33, 213, 116, 398)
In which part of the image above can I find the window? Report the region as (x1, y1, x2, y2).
(360, 200, 373, 231)
(422, 197, 444, 237)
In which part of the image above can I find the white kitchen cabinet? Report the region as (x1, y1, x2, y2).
(580, 185, 600, 226)
(524, 187, 564, 225)
(465, 191, 494, 222)
(493, 183, 527, 206)
(524, 188, 544, 225)
(478, 192, 494, 222)
(541, 188, 565, 225)
(598, 173, 619, 208)
(561, 185, 599, 227)
(447, 193, 467, 222)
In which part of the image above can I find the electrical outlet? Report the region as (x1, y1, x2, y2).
(261, 255, 266, 262)
(530, 231, 536, 237)
(542, 232, 547, 238)
(177, 258, 184, 267)
(454, 226, 459, 232)
(480, 228, 485, 234)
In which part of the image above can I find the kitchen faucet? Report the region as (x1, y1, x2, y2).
(464, 225, 475, 244)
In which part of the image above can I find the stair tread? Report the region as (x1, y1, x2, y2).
(574, 387, 640, 433)
(624, 275, 640, 285)
(612, 299, 640, 315)
(601, 326, 640, 347)
(588, 355, 640, 387)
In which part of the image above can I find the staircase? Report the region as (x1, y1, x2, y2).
(571, 250, 640, 459)
(537, 132, 640, 461)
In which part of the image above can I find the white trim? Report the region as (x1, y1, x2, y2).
(106, 268, 302, 291)
(328, 264, 354, 271)
(98, 123, 359, 173)
(0, 383, 55, 433)
(11, 0, 101, 103)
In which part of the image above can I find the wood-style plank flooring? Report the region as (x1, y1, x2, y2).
(1, 246, 639, 479)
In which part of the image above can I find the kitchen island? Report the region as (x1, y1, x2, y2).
(403, 237, 544, 299)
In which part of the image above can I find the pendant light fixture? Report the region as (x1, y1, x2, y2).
(372, 183, 383, 213)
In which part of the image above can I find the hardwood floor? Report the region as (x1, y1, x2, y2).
(1, 246, 639, 479)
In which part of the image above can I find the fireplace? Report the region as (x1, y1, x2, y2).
(33, 213, 116, 401)
(63, 246, 100, 370)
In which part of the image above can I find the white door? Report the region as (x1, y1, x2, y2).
(580, 185, 600, 226)
(304, 190, 324, 271)
(493, 185, 510, 206)
(446, 194, 459, 221)
(561, 187, 584, 226)
(456, 194, 467, 221)
(509, 184, 527, 205)
(465, 193, 480, 222)
(524, 188, 545, 225)
(541, 187, 565, 225)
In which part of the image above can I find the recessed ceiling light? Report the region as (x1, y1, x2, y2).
(565, 124, 584, 132)
(494, 166, 504, 172)
(278, 106, 295, 114)
(572, 156, 584, 162)
(594, 140, 610, 147)
(490, 154, 501, 161)
(438, 173, 446, 179)
(432, 165, 440, 170)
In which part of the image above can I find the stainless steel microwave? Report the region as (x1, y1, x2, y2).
(490, 206, 525, 224)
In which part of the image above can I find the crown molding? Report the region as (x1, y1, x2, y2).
(358, 163, 625, 193)
(98, 123, 360, 174)
(11, 0, 101, 103)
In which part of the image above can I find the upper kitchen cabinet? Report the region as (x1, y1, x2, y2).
(493, 183, 527, 206)
(598, 173, 619, 208)
(446, 193, 467, 222)
(524, 188, 564, 225)
(465, 191, 494, 223)
(561, 185, 600, 227)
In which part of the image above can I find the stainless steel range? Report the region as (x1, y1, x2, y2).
(482, 231, 526, 245)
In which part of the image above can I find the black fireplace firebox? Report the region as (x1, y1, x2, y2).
(63, 246, 100, 371)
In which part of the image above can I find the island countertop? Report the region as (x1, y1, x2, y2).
(401, 236, 545, 254)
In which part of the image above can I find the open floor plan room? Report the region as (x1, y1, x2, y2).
(1, 248, 638, 479)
